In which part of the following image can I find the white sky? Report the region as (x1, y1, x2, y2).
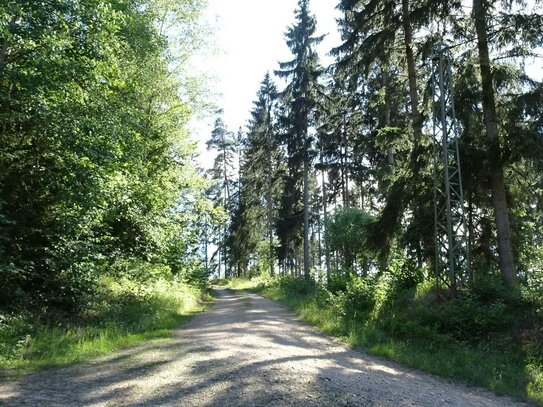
(190, 0, 341, 168)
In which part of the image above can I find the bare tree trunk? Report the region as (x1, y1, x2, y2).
(383, 71, 395, 166)
(217, 244, 222, 279)
(321, 156, 331, 287)
(303, 155, 310, 278)
(317, 205, 322, 269)
(267, 158, 274, 276)
(223, 186, 228, 278)
(342, 115, 350, 207)
(204, 220, 208, 272)
(401, 0, 422, 142)
(473, 0, 516, 286)
(340, 150, 346, 206)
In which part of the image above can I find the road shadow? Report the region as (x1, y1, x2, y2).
(0, 288, 527, 407)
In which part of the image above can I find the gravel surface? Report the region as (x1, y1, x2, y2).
(0, 288, 529, 406)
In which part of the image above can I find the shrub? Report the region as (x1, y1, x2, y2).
(343, 277, 376, 317)
(328, 274, 350, 293)
(388, 256, 424, 292)
(415, 293, 513, 342)
(278, 276, 318, 296)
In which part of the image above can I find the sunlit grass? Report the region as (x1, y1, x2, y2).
(0, 278, 212, 376)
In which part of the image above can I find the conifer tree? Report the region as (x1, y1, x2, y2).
(227, 74, 280, 276)
(206, 115, 236, 277)
(275, 0, 323, 278)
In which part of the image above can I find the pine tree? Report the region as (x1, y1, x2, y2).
(275, 0, 324, 278)
(470, 0, 543, 285)
(227, 74, 280, 276)
(206, 114, 236, 277)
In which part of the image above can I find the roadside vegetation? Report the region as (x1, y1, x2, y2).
(0, 273, 211, 375)
(206, 4, 543, 403)
(225, 273, 543, 405)
(0, 0, 216, 376)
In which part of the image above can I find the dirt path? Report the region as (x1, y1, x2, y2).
(0, 288, 528, 406)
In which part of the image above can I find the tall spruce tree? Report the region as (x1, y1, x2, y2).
(206, 115, 236, 277)
(227, 74, 279, 276)
(275, 0, 323, 278)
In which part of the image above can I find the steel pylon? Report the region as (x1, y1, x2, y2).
(431, 42, 470, 290)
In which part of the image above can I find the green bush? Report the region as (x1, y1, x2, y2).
(388, 257, 424, 292)
(328, 274, 350, 293)
(278, 276, 318, 296)
(343, 277, 376, 317)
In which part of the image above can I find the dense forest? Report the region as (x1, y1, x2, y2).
(0, 0, 216, 311)
(1, 0, 543, 402)
(207, 0, 543, 290)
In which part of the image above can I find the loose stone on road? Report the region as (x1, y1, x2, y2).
(0, 288, 528, 406)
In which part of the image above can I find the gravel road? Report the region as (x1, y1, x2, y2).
(0, 288, 529, 406)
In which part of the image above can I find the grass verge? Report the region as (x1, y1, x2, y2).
(0, 277, 212, 376)
(226, 276, 543, 405)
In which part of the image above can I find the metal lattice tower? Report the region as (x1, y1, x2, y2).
(431, 42, 470, 290)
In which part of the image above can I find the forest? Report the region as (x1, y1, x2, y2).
(1, 0, 543, 404)
(205, 0, 543, 401)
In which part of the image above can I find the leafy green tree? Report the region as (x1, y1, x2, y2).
(0, 0, 210, 309)
(326, 208, 375, 277)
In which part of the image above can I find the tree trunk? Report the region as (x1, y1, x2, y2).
(321, 156, 331, 287)
(217, 244, 221, 279)
(303, 154, 310, 279)
(267, 154, 274, 276)
(383, 71, 395, 166)
(401, 0, 422, 142)
(317, 204, 322, 269)
(473, 0, 517, 286)
(223, 185, 228, 278)
(342, 115, 350, 207)
(204, 220, 208, 272)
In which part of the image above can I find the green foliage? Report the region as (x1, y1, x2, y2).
(0, 276, 210, 372)
(343, 277, 376, 311)
(415, 294, 512, 343)
(330, 276, 376, 323)
(278, 275, 319, 296)
(0, 0, 211, 311)
(325, 208, 375, 275)
(387, 255, 424, 292)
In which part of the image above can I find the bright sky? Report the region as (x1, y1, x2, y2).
(190, 0, 341, 168)
(190, 1, 542, 169)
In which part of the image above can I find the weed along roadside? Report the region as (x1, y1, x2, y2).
(224, 276, 543, 405)
(0, 278, 213, 376)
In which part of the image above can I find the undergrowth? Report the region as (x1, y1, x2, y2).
(0, 277, 211, 375)
(227, 274, 543, 405)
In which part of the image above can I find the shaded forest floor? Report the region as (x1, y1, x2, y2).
(0, 288, 528, 406)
